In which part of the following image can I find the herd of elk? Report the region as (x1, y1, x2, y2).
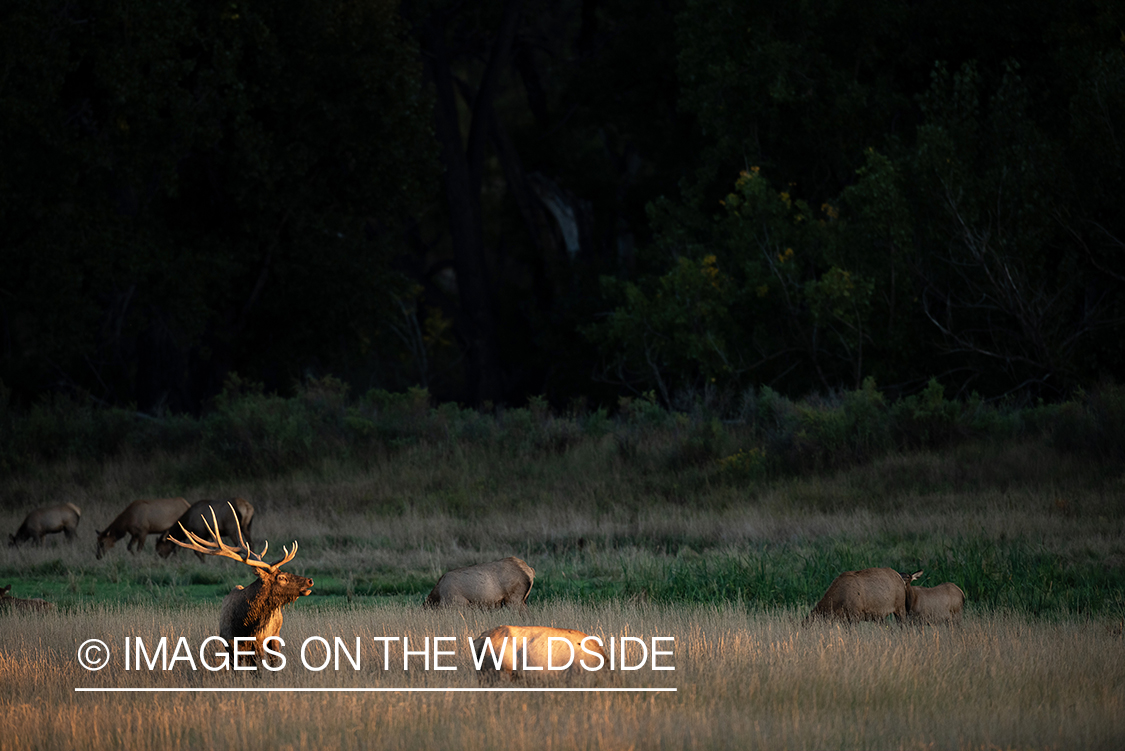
(6, 495, 969, 680)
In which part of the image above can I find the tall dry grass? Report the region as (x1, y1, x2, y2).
(1, 601, 1122, 750)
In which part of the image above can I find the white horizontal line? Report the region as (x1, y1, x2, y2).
(75, 687, 676, 693)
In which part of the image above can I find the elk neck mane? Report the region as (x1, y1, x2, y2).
(239, 574, 303, 629)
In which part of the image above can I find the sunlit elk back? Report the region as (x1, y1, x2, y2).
(424, 557, 535, 611)
(156, 497, 255, 559)
(473, 625, 607, 681)
(95, 497, 190, 559)
(0, 584, 54, 612)
(900, 570, 966, 624)
(9, 503, 81, 547)
(171, 503, 313, 668)
(807, 567, 908, 623)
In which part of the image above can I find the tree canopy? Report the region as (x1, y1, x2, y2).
(2, 0, 1123, 411)
(1, 0, 435, 411)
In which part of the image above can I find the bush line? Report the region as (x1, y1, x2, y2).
(2, 376, 1123, 480)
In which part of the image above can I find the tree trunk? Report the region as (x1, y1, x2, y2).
(419, 0, 524, 404)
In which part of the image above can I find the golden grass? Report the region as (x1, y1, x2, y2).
(1, 601, 1123, 750)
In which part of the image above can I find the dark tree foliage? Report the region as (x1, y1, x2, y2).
(398, 0, 694, 405)
(0, 0, 436, 411)
(590, 0, 1125, 402)
(2, 0, 1123, 412)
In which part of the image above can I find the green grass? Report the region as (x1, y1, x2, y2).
(3, 381, 1124, 619)
(2, 436, 1123, 619)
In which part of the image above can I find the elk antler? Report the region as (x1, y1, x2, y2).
(171, 502, 297, 573)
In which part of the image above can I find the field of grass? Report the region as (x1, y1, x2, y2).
(2, 434, 1123, 614)
(1, 421, 1124, 748)
(1, 601, 1123, 750)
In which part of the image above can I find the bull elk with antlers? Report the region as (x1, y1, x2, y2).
(172, 503, 313, 667)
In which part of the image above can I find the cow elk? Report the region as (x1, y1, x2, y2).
(900, 570, 966, 624)
(9, 503, 81, 546)
(472, 625, 607, 681)
(424, 557, 535, 611)
(171, 504, 313, 668)
(96, 497, 191, 559)
(807, 567, 908, 623)
(0, 584, 54, 612)
(156, 497, 255, 559)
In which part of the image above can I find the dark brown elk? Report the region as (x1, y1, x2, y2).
(9, 503, 81, 546)
(900, 570, 966, 624)
(155, 497, 255, 559)
(424, 557, 534, 611)
(472, 625, 608, 680)
(807, 567, 908, 623)
(96, 497, 190, 559)
(0, 584, 54, 612)
(172, 505, 313, 668)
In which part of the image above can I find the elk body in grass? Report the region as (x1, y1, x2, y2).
(424, 557, 535, 611)
(472, 625, 607, 681)
(96, 497, 190, 559)
(807, 567, 909, 623)
(9, 503, 81, 546)
(900, 570, 966, 623)
(0, 584, 54, 612)
(155, 497, 255, 559)
(172, 504, 313, 668)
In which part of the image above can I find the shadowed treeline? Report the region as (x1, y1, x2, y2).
(3, 1, 1123, 409)
(2, 376, 1123, 481)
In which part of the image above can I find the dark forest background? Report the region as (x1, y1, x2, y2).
(3, 0, 1124, 413)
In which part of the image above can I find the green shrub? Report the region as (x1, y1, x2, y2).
(891, 378, 963, 448)
(1050, 384, 1125, 462)
(200, 374, 353, 475)
(4, 395, 135, 462)
(1, 372, 1121, 485)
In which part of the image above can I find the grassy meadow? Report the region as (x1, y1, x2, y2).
(1, 601, 1123, 750)
(1, 385, 1124, 748)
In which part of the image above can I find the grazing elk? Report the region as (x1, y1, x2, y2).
(9, 503, 81, 546)
(172, 504, 313, 668)
(807, 567, 909, 623)
(473, 625, 607, 681)
(0, 584, 54, 612)
(424, 557, 535, 611)
(900, 570, 966, 624)
(96, 497, 190, 559)
(156, 497, 255, 559)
